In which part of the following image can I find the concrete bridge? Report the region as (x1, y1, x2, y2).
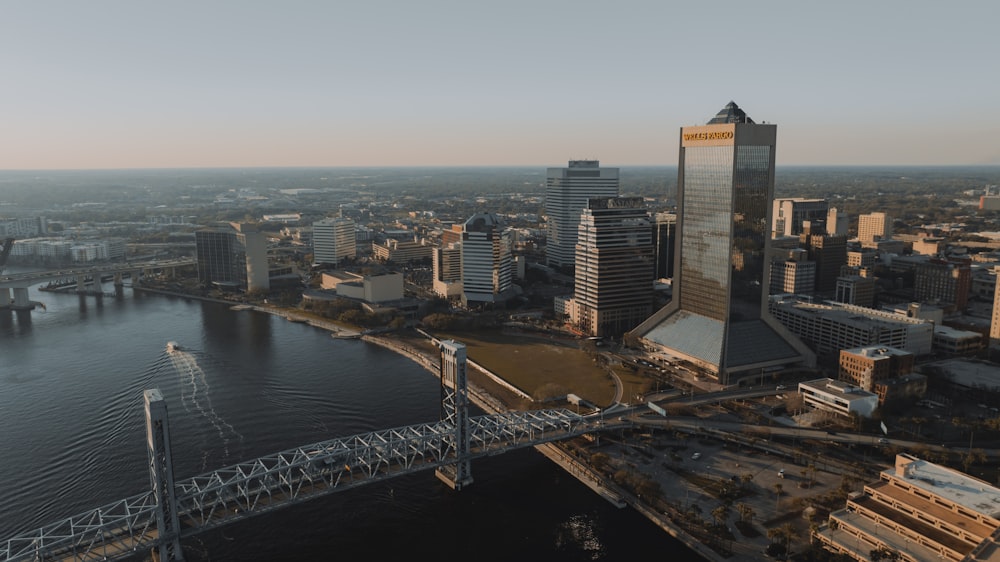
(0, 258, 195, 310)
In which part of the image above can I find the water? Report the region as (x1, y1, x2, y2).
(0, 274, 697, 561)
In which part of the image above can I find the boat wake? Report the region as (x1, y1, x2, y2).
(165, 342, 244, 469)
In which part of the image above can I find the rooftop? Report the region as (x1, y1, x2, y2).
(889, 454, 1000, 519)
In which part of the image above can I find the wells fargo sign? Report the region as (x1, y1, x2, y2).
(681, 124, 736, 147)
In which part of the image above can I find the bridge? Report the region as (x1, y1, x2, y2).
(0, 258, 195, 310)
(1, 340, 624, 562)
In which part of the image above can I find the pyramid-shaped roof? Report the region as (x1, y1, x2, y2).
(707, 101, 755, 125)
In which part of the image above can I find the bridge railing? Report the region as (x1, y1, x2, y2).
(2, 491, 158, 562)
(1, 409, 600, 562)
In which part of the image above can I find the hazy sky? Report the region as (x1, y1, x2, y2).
(3, 1, 998, 170)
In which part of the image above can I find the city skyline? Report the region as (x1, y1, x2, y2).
(3, 1, 998, 171)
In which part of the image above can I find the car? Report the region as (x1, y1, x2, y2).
(776, 385, 786, 390)
(878, 438, 889, 445)
(691, 452, 701, 460)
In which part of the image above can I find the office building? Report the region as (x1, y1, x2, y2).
(572, 197, 654, 338)
(771, 198, 828, 238)
(372, 238, 433, 264)
(992, 265, 1000, 347)
(914, 257, 971, 310)
(801, 232, 847, 294)
(432, 242, 463, 299)
(769, 249, 816, 295)
(826, 207, 849, 237)
(195, 222, 269, 292)
(545, 160, 619, 269)
(461, 213, 512, 307)
(633, 102, 814, 384)
(313, 217, 356, 266)
(653, 211, 676, 280)
(847, 249, 877, 270)
(797, 378, 879, 419)
(835, 268, 875, 308)
(838, 345, 913, 392)
(815, 453, 1000, 561)
(858, 212, 892, 244)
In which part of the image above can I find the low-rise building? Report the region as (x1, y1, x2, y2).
(814, 453, 1000, 561)
(798, 378, 879, 419)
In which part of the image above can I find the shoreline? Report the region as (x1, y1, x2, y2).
(133, 287, 720, 561)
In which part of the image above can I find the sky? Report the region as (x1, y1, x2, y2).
(2, 1, 998, 170)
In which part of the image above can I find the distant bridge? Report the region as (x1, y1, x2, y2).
(1, 340, 624, 562)
(0, 258, 195, 310)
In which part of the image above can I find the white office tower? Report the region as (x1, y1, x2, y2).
(461, 213, 512, 307)
(573, 197, 654, 338)
(313, 217, 356, 266)
(545, 160, 619, 269)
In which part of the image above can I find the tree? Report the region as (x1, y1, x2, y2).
(736, 502, 755, 523)
(711, 504, 730, 527)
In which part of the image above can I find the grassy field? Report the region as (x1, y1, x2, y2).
(430, 329, 619, 407)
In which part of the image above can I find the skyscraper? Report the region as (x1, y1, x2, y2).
(771, 198, 829, 238)
(313, 217, 356, 266)
(545, 160, 619, 269)
(195, 222, 269, 293)
(653, 212, 677, 280)
(572, 197, 654, 338)
(461, 212, 512, 307)
(631, 102, 814, 384)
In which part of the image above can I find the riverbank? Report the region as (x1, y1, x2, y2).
(130, 288, 725, 560)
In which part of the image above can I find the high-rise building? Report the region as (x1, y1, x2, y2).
(769, 248, 816, 295)
(461, 213, 512, 307)
(914, 257, 971, 310)
(432, 242, 463, 299)
(834, 269, 876, 308)
(312, 217, 356, 266)
(826, 206, 849, 237)
(653, 212, 677, 280)
(801, 232, 847, 295)
(195, 222, 269, 292)
(858, 212, 892, 244)
(771, 198, 828, 238)
(572, 197, 654, 338)
(992, 266, 1000, 347)
(632, 102, 814, 383)
(545, 160, 619, 269)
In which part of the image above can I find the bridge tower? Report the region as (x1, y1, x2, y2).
(435, 340, 473, 490)
(144, 389, 185, 561)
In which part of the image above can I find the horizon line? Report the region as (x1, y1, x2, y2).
(2, 163, 999, 173)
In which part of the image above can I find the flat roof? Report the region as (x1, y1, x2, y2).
(799, 378, 878, 402)
(888, 456, 1000, 519)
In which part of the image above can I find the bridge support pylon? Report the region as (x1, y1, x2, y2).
(435, 340, 473, 490)
(10, 287, 32, 310)
(144, 389, 185, 561)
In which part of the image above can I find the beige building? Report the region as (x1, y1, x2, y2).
(858, 212, 892, 244)
(992, 265, 1000, 347)
(372, 238, 433, 264)
(815, 453, 1000, 561)
(839, 345, 914, 393)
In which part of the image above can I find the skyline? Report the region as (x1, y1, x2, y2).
(3, 1, 999, 171)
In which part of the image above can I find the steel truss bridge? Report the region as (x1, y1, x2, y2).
(1, 341, 620, 562)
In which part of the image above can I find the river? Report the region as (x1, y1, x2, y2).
(0, 272, 698, 561)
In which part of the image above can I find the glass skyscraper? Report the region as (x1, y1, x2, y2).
(631, 102, 814, 384)
(545, 160, 619, 269)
